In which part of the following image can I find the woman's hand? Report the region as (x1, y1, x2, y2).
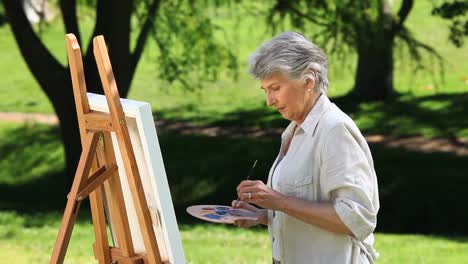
(231, 200, 267, 228)
(236, 180, 287, 212)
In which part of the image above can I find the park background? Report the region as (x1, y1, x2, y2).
(0, 0, 468, 263)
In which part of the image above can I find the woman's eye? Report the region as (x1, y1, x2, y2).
(272, 86, 280, 91)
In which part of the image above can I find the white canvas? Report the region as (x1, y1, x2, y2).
(88, 93, 185, 264)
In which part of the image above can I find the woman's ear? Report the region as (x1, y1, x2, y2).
(305, 75, 316, 92)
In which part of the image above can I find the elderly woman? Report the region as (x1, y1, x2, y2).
(233, 32, 379, 264)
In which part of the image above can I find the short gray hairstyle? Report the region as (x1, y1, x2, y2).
(248, 32, 329, 94)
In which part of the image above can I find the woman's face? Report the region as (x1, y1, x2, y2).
(261, 73, 316, 123)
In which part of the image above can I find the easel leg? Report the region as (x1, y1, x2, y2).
(50, 132, 100, 264)
(89, 184, 111, 263)
(90, 143, 111, 264)
(50, 198, 82, 263)
(100, 132, 135, 257)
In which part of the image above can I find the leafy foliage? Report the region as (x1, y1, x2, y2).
(432, 0, 468, 47)
(267, 1, 394, 57)
(148, 0, 239, 89)
(76, 0, 240, 90)
(269, 1, 382, 48)
(264, 0, 449, 100)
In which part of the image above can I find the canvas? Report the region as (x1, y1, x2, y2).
(88, 92, 185, 264)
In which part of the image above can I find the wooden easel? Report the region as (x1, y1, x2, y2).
(50, 34, 167, 264)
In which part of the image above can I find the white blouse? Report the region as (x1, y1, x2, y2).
(266, 94, 379, 264)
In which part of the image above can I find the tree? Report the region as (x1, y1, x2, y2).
(268, 0, 444, 101)
(2, 0, 236, 189)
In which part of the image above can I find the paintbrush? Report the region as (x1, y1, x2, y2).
(233, 159, 258, 209)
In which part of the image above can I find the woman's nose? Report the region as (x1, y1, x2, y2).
(266, 93, 276, 106)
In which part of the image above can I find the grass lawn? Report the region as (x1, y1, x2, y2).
(1, 120, 468, 262)
(1, 211, 468, 264)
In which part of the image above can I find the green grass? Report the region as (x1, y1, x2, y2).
(1, 120, 468, 234)
(394, 1, 468, 97)
(335, 92, 468, 138)
(375, 233, 468, 264)
(0, 122, 63, 185)
(0, 211, 271, 263)
(1, 211, 468, 263)
(145, 91, 468, 139)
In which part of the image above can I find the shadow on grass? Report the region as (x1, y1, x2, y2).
(153, 102, 289, 129)
(0, 123, 93, 225)
(155, 92, 468, 138)
(333, 92, 468, 138)
(1, 91, 468, 235)
(161, 132, 468, 236)
(0, 124, 64, 210)
(371, 143, 468, 235)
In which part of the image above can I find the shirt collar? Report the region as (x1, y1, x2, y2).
(281, 93, 332, 139)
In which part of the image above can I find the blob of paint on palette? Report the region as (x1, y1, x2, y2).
(214, 206, 230, 215)
(204, 214, 222, 220)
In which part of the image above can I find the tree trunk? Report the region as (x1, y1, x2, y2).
(53, 78, 82, 190)
(353, 40, 394, 101)
(3, 0, 142, 190)
(351, 0, 408, 101)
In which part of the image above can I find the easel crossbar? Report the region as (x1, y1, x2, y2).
(76, 164, 118, 201)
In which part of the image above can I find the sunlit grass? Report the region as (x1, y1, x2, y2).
(1, 211, 468, 263)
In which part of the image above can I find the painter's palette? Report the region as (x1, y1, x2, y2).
(186, 205, 258, 224)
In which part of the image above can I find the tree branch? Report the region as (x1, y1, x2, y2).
(2, 0, 65, 101)
(131, 0, 161, 71)
(81, 0, 110, 96)
(394, 0, 413, 33)
(59, 0, 81, 45)
(82, 0, 133, 96)
(286, 5, 329, 27)
(84, 0, 107, 63)
(267, 0, 330, 29)
(396, 27, 444, 73)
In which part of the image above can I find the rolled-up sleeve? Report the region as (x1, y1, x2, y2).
(320, 122, 378, 241)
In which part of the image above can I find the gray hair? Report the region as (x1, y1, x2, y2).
(248, 32, 329, 94)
